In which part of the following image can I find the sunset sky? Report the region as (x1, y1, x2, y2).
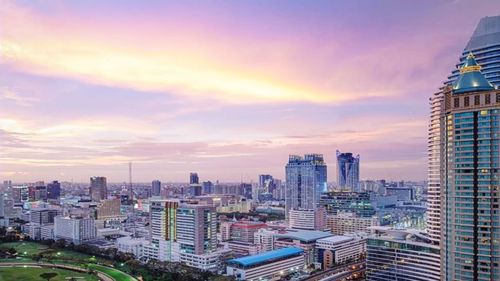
(1, 0, 500, 183)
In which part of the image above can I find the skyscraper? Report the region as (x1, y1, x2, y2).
(428, 15, 500, 247)
(285, 154, 327, 218)
(90, 176, 107, 202)
(190, 172, 199, 185)
(46, 180, 61, 200)
(336, 150, 360, 191)
(440, 53, 499, 281)
(151, 180, 161, 197)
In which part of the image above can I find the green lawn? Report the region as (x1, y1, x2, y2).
(0, 266, 99, 281)
(88, 264, 136, 281)
(1, 241, 48, 255)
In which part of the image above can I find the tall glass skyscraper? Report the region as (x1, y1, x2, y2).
(336, 150, 360, 191)
(441, 54, 499, 281)
(285, 154, 327, 218)
(428, 15, 500, 246)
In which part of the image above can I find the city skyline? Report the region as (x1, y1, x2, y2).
(3, 1, 500, 183)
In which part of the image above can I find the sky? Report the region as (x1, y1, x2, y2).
(1, 0, 500, 183)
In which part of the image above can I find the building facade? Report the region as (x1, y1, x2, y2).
(440, 53, 500, 281)
(288, 208, 326, 231)
(327, 212, 378, 235)
(151, 180, 161, 197)
(336, 150, 360, 192)
(90, 176, 107, 202)
(285, 154, 327, 218)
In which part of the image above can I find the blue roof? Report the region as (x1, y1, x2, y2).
(453, 53, 494, 94)
(227, 247, 303, 267)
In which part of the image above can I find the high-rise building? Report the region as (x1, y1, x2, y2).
(90, 176, 107, 202)
(285, 154, 327, 218)
(151, 180, 161, 197)
(96, 199, 122, 220)
(190, 172, 199, 185)
(46, 181, 61, 200)
(54, 216, 96, 245)
(30, 208, 60, 224)
(366, 228, 440, 281)
(336, 150, 360, 191)
(428, 15, 500, 247)
(202, 181, 213, 194)
(320, 192, 376, 218)
(439, 53, 500, 281)
(289, 208, 326, 231)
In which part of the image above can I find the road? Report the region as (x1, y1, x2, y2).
(303, 261, 365, 281)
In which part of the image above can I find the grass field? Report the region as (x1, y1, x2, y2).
(1, 241, 102, 261)
(87, 264, 136, 281)
(0, 266, 99, 281)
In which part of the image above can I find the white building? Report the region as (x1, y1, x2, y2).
(326, 212, 378, 235)
(253, 228, 276, 253)
(315, 235, 366, 269)
(116, 236, 146, 258)
(226, 247, 305, 281)
(40, 224, 54, 240)
(54, 216, 96, 244)
(288, 208, 326, 231)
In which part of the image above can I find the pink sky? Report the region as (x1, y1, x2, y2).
(1, 0, 500, 183)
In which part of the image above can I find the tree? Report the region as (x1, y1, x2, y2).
(39, 272, 58, 281)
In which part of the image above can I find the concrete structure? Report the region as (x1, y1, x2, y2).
(221, 221, 267, 243)
(29, 208, 60, 224)
(336, 150, 360, 192)
(226, 240, 259, 257)
(226, 247, 305, 281)
(440, 53, 500, 281)
(273, 229, 332, 265)
(285, 154, 327, 218)
(327, 212, 378, 235)
(316, 235, 366, 269)
(288, 208, 326, 231)
(116, 236, 146, 258)
(151, 180, 161, 197)
(46, 181, 61, 200)
(366, 228, 440, 281)
(90, 176, 107, 202)
(54, 216, 96, 244)
(253, 228, 276, 253)
(96, 199, 122, 220)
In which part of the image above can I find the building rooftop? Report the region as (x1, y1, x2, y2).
(453, 53, 494, 94)
(227, 247, 303, 267)
(316, 235, 354, 245)
(274, 229, 332, 242)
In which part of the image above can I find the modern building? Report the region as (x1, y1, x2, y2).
(316, 235, 366, 269)
(90, 176, 107, 202)
(285, 154, 327, 218)
(288, 208, 326, 231)
(428, 15, 500, 247)
(189, 172, 199, 185)
(151, 180, 161, 197)
(326, 212, 378, 235)
(226, 247, 305, 281)
(226, 240, 260, 257)
(440, 53, 500, 281)
(385, 187, 414, 201)
(320, 192, 376, 217)
(336, 150, 360, 191)
(220, 220, 267, 243)
(273, 229, 333, 265)
(96, 199, 122, 220)
(54, 216, 97, 244)
(253, 228, 276, 253)
(46, 181, 61, 200)
(366, 228, 440, 281)
(29, 208, 60, 224)
(116, 236, 147, 258)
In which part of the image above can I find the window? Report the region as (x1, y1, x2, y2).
(455, 97, 460, 108)
(475, 95, 480, 105)
(496, 93, 500, 103)
(464, 96, 470, 107)
(486, 94, 491, 104)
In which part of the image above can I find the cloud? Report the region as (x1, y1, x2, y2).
(0, 87, 39, 106)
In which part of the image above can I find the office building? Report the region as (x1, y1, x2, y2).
(336, 150, 360, 191)
(366, 228, 440, 281)
(428, 15, 500, 247)
(151, 180, 161, 197)
(220, 220, 267, 243)
(327, 212, 378, 235)
(30, 208, 60, 224)
(440, 53, 500, 281)
(96, 199, 122, 220)
(385, 187, 414, 201)
(190, 172, 199, 185)
(285, 154, 327, 218)
(226, 247, 305, 281)
(288, 208, 326, 231)
(46, 181, 61, 200)
(54, 216, 96, 244)
(316, 235, 366, 269)
(273, 229, 332, 265)
(320, 192, 376, 217)
(90, 176, 107, 202)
